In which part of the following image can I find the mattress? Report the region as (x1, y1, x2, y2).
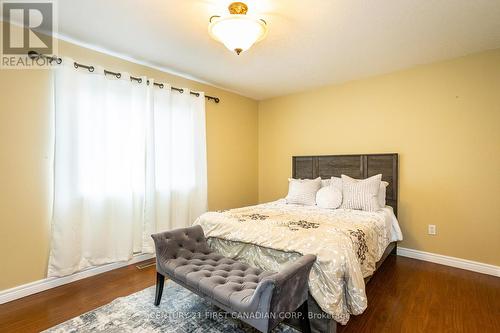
(193, 199, 403, 324)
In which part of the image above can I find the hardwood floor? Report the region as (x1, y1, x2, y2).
(0, 260, 156, 333)
(0, 255, 499, 333)
(338, 255, 500, 333)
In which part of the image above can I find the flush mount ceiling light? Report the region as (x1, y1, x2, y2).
(208, 2, 268, 55)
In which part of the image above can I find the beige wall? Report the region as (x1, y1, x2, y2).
(258, 49, 500, 266)
(0, 38, 259, 290)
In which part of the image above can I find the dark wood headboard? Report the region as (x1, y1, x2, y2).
(292, 153, 399, 216)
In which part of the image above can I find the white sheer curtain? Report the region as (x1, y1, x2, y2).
(48, 59, 207, 277)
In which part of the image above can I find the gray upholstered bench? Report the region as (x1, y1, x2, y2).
(152, 225, 316, 333)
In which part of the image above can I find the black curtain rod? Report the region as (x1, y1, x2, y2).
(28, 51, 220, 103)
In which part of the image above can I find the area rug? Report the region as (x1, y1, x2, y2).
(44, 280, 298, 332)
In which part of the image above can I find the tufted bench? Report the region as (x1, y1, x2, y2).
(152, 225, 316, 333)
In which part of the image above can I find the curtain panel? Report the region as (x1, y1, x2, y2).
(48, 59, 207, 277)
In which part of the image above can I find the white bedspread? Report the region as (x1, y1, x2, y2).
(194, 200, 402, 324)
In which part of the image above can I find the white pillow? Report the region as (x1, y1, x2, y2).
(321, 177, 343, 189)
(331, 176, 343, 191)
(378, 181, 389, 207)
(316, 186, 342, 209)
(341, 174, 382, 211)
(338, 176, 388, 207)
(285, 177, 321, 206)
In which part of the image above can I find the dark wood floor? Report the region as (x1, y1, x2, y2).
(338, 255, 500, 333)
(0, 255, 499, 333)
(0, 261, 156, 333)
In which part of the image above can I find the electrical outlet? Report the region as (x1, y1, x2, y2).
(428, 224, 437, 235)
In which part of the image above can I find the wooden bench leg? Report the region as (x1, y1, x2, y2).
(299, 300, 311, 333)
(154, 272, 165, 306)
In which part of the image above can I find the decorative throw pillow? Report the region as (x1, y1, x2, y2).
(341, 174, 382, 211)
(330, 176, 343, 191)
(285, 177, 321, 205)
(316, 185, 342, 209)
(378, 181, 389, 207)
(321, 177, 343, 190)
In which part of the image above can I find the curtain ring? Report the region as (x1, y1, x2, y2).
(159, 83, 164, 89)
(88, 66, 95, 73)
(73, 62, 79, 69)
(179, 88, 184, 93)
(116, 73, 121, 79)
(138, 78, 142, 83)
(56, 57, 62, 64)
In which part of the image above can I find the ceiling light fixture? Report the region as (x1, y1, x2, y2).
(208, 2, 268, 55)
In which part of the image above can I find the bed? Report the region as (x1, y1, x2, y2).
(194, 154, 401, 333)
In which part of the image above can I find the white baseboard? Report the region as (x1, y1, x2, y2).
(2, 248, 497, 305)
(397, 247, 500, 277)
(0, 253, 155, 305)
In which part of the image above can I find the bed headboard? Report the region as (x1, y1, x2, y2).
(292, 153, 399, 216)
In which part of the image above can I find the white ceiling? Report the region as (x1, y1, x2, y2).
(55, 0, 500, 100)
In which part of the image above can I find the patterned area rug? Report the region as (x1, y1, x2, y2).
(44, 281, 298, 332)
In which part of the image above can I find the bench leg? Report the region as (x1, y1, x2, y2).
(299, 300, 311, 333)
(154, 272, 165, 306)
